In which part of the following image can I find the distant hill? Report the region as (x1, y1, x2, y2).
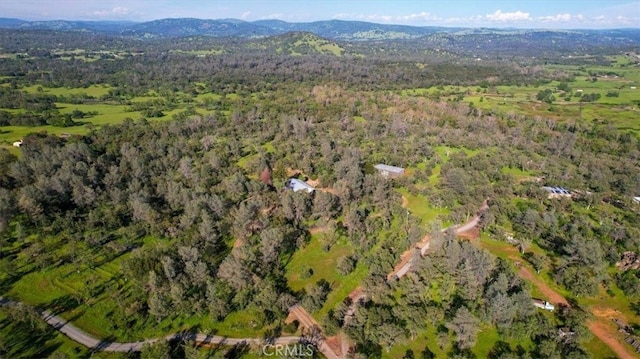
(121, 18, 276, 38)
(247, 31, 347, 56)
(0, 18, 28, 27)
(251, 19, 456, 40)
(0, 17, 639, 55)
(0, 18, 136, 32)
(0, 17, 463, 40)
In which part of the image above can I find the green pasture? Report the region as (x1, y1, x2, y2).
(0, 308, 97, 358)
(6, 233, 286, 342)
(21, 84, 112, 97)
(583, 336, 618, 359)
(286, 233, 355, 293)
(397, 188, 449, 225)
(501, 166, 534, 181)
(400, 62, 640, 132)
(385, 324, 445, 358)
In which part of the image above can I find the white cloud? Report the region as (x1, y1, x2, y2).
(93, 6, 130, 17)
(261, 13, 285, 20)
(485, 10, 530, 22)
(240, 11, 251, 19)
(400, 11, 440, 22)
(331, 8, 637, 28)
(366, 14, 393, 22)
(332, 11, 440, 24)
(539, 13, 572, 22)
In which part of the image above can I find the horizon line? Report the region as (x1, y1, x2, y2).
(1, 16, 639, 31)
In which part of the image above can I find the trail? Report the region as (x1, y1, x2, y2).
(0, 298, 301, 353)
(517, 266, 569, 306)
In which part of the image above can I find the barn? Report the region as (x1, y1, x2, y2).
(374, 164, 405, 178)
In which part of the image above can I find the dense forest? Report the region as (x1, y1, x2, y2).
(0, 28, 640, 358)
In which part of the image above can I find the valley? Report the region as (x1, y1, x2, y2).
(0, 16, 639, 359)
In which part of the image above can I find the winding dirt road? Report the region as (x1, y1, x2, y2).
(1, 298, 301, 353)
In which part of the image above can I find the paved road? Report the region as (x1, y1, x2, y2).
(2, 298, 301, 353)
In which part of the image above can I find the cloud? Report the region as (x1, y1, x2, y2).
(93, 6, 130, 17)
(539, 13, 572, 22)
(240, 11, 251, 19)
(485, 10, 530, 22)
(400, 11, 440, 22)
(332, 11, 440, 24)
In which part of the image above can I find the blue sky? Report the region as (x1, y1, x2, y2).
(1, 0, 639, 28)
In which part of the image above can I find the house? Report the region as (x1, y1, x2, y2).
(533, 299, 555, 311)
(374, 164, 405, 178)
(285, 178, 315, 193)
(542, 186, 572, 198)
(12, 140, 22, 147)
(633, 197, 640, 204)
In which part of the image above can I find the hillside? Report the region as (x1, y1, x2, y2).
(0, 17, 639, 47)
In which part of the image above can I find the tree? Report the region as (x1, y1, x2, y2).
(337, 255, 357, 275)
(446, 307, 480, 350)
(148, 292, 170, 321)
(141, 340, 171, 359)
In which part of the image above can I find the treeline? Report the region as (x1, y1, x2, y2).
(0, 33, 569, 96)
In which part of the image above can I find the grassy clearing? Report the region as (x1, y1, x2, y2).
(397, 188, 449, 225)
(583, 335, 618, 359)
(284, 231, 369, 321)
(285, 233, 354, 293)
(316, 264, 368, 319)
(501, 166, 534, 180)
(384, 324, 444, 358)
(21, 84, 112, 97)
(0, 308, 103, 358)
(401, 62, 640, 133)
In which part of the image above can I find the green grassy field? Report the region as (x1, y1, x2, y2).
(398, 188, 449, 224)
(400, 62, 640, 133)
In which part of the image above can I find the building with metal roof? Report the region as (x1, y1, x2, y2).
(285, 178, 315, 193)
(374, 164, 405, 178)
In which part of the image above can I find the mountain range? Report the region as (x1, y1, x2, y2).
(1, 17, 639, 44)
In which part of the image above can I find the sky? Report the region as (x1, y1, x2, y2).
(1, 0, 639, 29)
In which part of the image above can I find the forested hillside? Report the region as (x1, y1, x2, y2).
(0, 28, 639, 358)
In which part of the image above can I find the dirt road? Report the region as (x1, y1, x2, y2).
(588, 320, 636, 359)
(2, 298, 301, 353)
(516, 267, 569, 306)
(286, 305, 342, 359)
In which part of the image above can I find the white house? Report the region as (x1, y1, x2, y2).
(12, 140, 22, 147)
(285, 178, 315, 193)
(633, 196, 640, 204)
(374, 164, 405, 178)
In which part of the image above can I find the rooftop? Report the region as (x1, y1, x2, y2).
(543, 186, 571, 195)
(285, 178, 315, 193)
(374, 164, 405, 173)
